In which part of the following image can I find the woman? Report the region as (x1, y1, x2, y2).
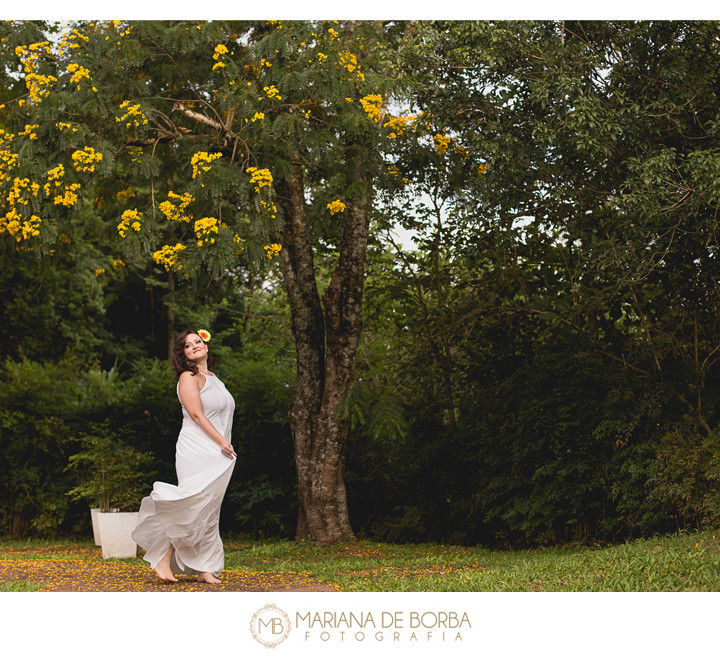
(132, 329, 236, 584)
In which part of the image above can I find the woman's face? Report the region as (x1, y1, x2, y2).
(183, 333, 207, 363)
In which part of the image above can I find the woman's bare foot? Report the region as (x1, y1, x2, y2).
(198, 572, 221, 584)
(154, 546, 178, 582)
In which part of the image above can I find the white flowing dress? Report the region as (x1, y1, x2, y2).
(132, 372, 236, 578)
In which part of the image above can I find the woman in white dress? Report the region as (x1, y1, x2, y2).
(132, 329, 236, 584)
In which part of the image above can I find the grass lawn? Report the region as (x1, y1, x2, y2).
(1, 529, 718, 591)
(223, 529, 720, 591)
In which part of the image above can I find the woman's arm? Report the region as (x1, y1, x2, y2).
(178, 371, 235, 459)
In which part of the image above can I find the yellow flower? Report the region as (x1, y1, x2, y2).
(434, 134, 452, 156)
(263, 85, 282, 100)
(194, 216, 219, 245)
(66, 63, 91, 85)
(55, 122, 78, 133)
(359, 94, 382, 123)
(246, 166, 273, 193)
(197, 329, 211, 342)
(327, 200, 346, 215)
(191, 152, 222, 179)
(117, 209, 142, 237)
(116, 101, 147, 130)
(152, 243, 187, 271)
(263, 243, 282, 260)
(159, 191, 194, 222)
(116, 187, 135, 202)
(95, 268, 105, 276)
(71, 146, 103, 173)
(388, 164, 410, 185)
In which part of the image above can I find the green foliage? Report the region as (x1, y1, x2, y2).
(65, 422, 156, 512)
(0, 358, 173, 537)
(647, 417, 720, 529)
(217, 352, 297, 538)
(0, 359, 78, 538)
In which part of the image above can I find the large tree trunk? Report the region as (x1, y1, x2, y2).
(276, 160, 369, 545)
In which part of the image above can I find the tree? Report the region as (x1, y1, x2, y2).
(0, 19, 427, 544)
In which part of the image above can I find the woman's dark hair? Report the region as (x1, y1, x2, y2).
(172, 329, 211, 378)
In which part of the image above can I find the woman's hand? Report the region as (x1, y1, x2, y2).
(220, 440, 236, 459)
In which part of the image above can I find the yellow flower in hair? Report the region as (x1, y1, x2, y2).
(197, 329, 211, 342)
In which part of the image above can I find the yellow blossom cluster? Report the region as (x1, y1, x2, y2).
(298, 99, 315, 120)
(433, 134, 452, 156)
(327, 200, 346, 215)
(7, 176, 40, 207)
(71, 147, 103, 173)
(43, 164, 81, 206)
(153, 243, 187, 270)
(191, 152, 222, 179)
(116, 101, 148, 130)
(251, 112, 265, 122)
(66, 63, 91, 89)
(0, 131, 20, 179)
(1, 212, 42, 242)
(56, 122, 78, 133)
(159, 191, 194, 223)
(338, 51, 365, 82)
(260, 199, 277, 219)
(57, 28, 89, 56)
(246, 167, 273, 193)
(359, 94, 383, 123)
(194, 216, 219, 246)
(328, 28, 339, 39)
(116, 187, 135, 203)
(0, 131, 44, 242)
(263, 85, 282, 101)
(212, 43, 228, 72)
(477, 163, 488, 176)
(245, 57, 272, 73)
(264, 243, 282, 260)
(95, 268, 105, 276)
(112, 259, 125, 270)
(15, 42, 56, 103)
(383, 113, 422, 139)
(18, 124, 39, 140)
(128, 147, 144, 163)
(117, 209, 142, 237)
(0, 173, 43, 241)
(388, 164, 410, 185)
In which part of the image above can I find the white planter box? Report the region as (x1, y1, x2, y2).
(97, 511, 139, 559)
(90, 508, 101, 546)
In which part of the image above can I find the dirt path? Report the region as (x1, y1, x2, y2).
(0, 544, 339, 592)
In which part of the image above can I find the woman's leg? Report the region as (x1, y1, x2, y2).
(154, 544, 178, 582)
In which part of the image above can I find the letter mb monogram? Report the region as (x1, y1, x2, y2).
(250, 603, 291, 648)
